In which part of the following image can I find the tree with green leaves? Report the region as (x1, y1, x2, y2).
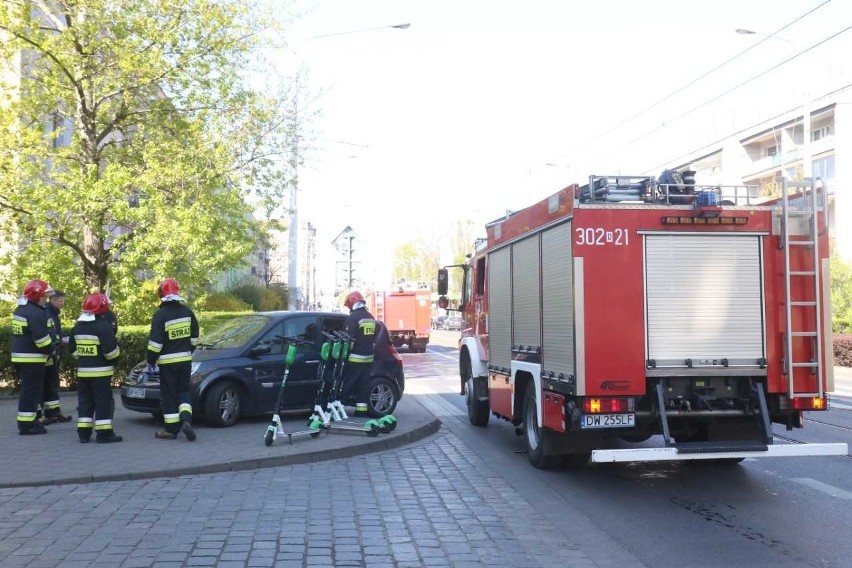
(831, 249, 852, 334)
(392, 238, 440, 289)
(0, 0, 295, 322)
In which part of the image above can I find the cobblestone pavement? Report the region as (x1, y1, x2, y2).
(0, 431, 612, 568)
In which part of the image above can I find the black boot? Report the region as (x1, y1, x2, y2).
(96, 431, 123, 444)
(19, 423, 48, 435)
(181, 421, 196, 441)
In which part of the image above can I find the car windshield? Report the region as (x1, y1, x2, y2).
(200, 314, 272, 349)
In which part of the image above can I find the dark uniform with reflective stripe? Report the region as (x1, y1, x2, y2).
(342, 305, 377, 410)
(11, 301, 53, 431)
(147, 301, 199, 434)
(69, 315, 120, 440)
(43, 301, 63, 419)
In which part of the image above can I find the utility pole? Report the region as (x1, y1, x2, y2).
(285, 23, 409, 310)
(287, 91, 300, 310)
(347, 234, 356, 287)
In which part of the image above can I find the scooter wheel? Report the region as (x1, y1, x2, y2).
(365, 420, 380, 437)
(264, 429, 275, 447)
(377, 416, 392, 433)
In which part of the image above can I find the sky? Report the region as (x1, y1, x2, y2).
(269, 0, 851, 299)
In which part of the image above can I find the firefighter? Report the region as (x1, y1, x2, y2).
(11, 280, 54, 435)
(42, 290, 72, 424)
(69, 293, 122, 443)
(147, 278, 199, 441)
(88, 287, 118, 334)
(342, 290, 377, 416)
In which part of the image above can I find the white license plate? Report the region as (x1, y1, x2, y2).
(581, 413, 635, 429)
(126, 387, 146, 399)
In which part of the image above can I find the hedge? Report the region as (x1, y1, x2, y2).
(0, 311, 251, 392)
(833, 334, 852, 367)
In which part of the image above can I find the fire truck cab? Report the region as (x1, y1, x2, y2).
(438, 174, 848, 468)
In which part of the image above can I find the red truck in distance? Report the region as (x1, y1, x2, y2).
(366, 289, 431, 353)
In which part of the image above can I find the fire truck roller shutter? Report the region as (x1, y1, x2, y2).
(644, 234, 765, 366)
(488, 246, 512, 371)
(512, 235, 541, 352)
(541, 221, 576, 383)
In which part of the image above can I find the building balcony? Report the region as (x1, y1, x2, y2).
(744, 153, 783, 176)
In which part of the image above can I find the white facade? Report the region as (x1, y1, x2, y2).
(575, 17, 852, 258)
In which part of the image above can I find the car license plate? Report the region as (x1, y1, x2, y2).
(126, 387, 146, 399)
(581, 413, 635, 429)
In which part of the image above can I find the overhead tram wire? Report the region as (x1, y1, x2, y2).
(583, 22, 852, 169)
(566, 0, 832, 156)
(645, 77, 852, 175)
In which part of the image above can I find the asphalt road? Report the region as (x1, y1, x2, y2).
(411, 329, 852, 568)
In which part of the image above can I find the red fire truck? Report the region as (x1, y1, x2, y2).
(366, 289, 431, 353)
(437, 174, 848, 468)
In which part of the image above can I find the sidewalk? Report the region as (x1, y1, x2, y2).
(832, 365, 852, 396)
(0, 393, 439, 489)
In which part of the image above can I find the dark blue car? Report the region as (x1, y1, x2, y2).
(120, 311, 404, 427)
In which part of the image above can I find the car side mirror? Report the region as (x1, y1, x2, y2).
(250, 344, 271, 356)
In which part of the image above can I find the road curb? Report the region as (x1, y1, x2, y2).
(0, 418, 442, 489)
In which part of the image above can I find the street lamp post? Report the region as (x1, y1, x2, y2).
(286, 22, 410, 311)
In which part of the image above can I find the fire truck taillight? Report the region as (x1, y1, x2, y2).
(779, 396, 827, 411)
(583, 397, 634, 414)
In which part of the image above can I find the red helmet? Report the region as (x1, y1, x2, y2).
(344, 290, 365, 310)
(157, 278, 181, 298)
(22, 279, 50, 302)
(82, 293, 110, 315)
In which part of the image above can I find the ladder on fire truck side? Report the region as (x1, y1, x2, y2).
(778, 176, 828, 399)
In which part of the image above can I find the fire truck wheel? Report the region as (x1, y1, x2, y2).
(523, 387, 561, 469)
(465, 377, 489, 427)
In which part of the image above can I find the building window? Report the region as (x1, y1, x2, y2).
(811, 126, 831, 142)
(812, 155, 835, 182)
(766, 145, 778, 158)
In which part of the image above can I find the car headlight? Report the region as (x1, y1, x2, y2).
(191, 362, 202, 375)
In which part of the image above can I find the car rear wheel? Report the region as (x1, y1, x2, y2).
(366, 376, 398, 418)
(204, 381, 242, 427)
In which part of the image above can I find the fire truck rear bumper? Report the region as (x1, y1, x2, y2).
(590, 442, 848, 463)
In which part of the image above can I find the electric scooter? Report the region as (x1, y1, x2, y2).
(317, 332, 385, 437)
(325, 331, 397, 435)
(305, 336, 334, 427)
(264, 337, 326, 446)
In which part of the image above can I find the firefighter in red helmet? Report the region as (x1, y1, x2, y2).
(342, 290, 376, 415)
(10, 280, 54, 435)
(147, 278, 200, 440)
(69, 293, 122, 443)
